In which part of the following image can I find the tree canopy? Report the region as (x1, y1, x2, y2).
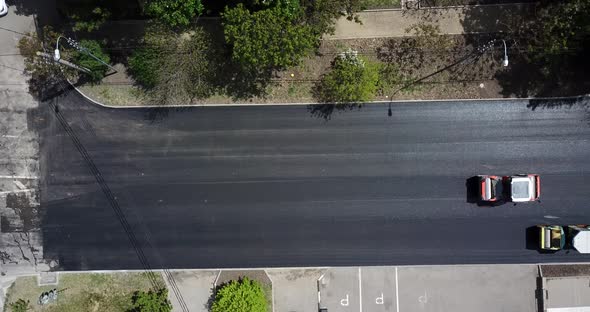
(145, 0, 204, 27)
(222, 1, 317, 72)
(128, 25, 216, 103)
(211, 278, 268, 312)
(72, 39, 111, 83)
(129, 289, 172, 312)
(315, 49, 380, 103)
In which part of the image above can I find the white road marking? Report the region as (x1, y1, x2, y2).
(0, 175, 38, 179)
(359, 267, 363, 312)
(1, 135, 18, 138)
(395, 267, 400, 312)
(0, 189, 34, 196)
(14, 180, 26, 190)
(544, 215, 560, 219)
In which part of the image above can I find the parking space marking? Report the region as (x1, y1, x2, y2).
(395, 267, 399, 312)
(358, 267, 362, 312)
(0, 175, 38, 179)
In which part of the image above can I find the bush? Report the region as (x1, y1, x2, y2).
(145, 0, 204, 28)
(211, 278, 268, 312)
(9, 299, 30, 312)
(128, 47, 160, 88)
(72, 40, 111, 83)
(129, 289, 172, 312)
(315, 49, 380, 103)
(69, 6, 111, 32)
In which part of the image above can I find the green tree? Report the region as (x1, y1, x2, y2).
(128, 47, 160, 88)
(9, 299, 30, 312)
(72, 40, 111, 83)
(211, 278, 268, 312)
(17, 26, 75, 99)
(145, 0, 204, 28)
(528, 0, 590, 57)
(69, 6, 111, 32)
(129, 289, 172, 312)
(315, 49, 380, 103)
(222, 1, 316, 72)
(128, 25, 216, 103)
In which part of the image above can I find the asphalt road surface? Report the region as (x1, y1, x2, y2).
(37, 91, 590, 270)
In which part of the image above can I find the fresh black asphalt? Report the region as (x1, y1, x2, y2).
(37, 91, 590, 270)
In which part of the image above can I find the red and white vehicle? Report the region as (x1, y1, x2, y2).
(478, 174, 540, 203)
(478, 175, 500, 202)
(503, 174, 540, 202)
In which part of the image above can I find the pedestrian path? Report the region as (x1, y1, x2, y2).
(328, 3, 535, 39)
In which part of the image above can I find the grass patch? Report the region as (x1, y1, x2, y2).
(3, 272, 163, 312)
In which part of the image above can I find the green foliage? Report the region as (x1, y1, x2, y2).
(128, 47, 160, 88)
(145, 0, 204, 28)
(222, 2, 316, 71)
(377, 63, 403, 95)
(129, 25, 216, 103)
(129, 289, 172, 312)
(69, 6, 111, 32)
(531, 0, 590, 55)
(9, 299, 30, 312)
(17, 26, 73, 99)
(211, 278, 268, 312)
(315, 49, 380, 103)
(72, 40, 111, 83)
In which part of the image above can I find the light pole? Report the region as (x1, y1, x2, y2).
(54, 36, 117, 73)
(502, 39, 509, 67)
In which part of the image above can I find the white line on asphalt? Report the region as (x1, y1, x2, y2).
(14, 180, 26, 190)
(0, 189, 34, 196)
(0, 175, 38, 179)
(395, 267, 400, 312)
(1, 135, 18, 138)
(358, 267, 363, 312)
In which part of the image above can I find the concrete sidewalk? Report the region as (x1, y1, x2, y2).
(328, 3, 536, 39)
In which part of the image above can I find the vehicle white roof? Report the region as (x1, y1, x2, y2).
(573, 230, 590, 254)
(511, 176, 533, 202)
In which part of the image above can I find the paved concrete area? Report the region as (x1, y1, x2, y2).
(267, 268, 324, 312)
(318, 265, 538, 312)
(0, 6, 48, 310)
(361, 266, 397, 312)
(163, 270, 218, 312)
(543, 277, 590, 311)
(328, 3, 535, 39)
(398, 265, 538, 312)
(319, 267, 361, 312)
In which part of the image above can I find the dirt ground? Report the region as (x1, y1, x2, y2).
(541, 265, 590, 278)
(79, 34, 518, 106)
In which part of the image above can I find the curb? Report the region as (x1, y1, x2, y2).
(70, 81, 589, 109)
(362, 2, 536, 12)
(8, 262, 590, 278)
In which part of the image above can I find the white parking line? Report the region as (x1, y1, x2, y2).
(0, 175, 38, 179)
(359, 267, 363, 312)
(395, 267, 400, 312)
(0, 189, 34, 196)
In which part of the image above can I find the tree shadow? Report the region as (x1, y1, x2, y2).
(306, 103, 363, 120)
(460, 3, 590, 98)
(527, 95, 589, 111)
